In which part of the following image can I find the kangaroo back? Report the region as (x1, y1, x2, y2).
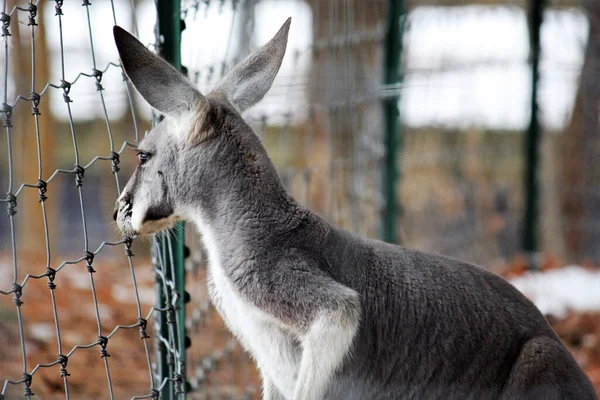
(320, 228, 597, 399)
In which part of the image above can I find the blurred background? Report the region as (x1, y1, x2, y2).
(1, 0, 600, 398)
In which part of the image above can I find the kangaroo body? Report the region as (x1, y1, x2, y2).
(112, 20, 598, 400)
(198, 200, 596, 400)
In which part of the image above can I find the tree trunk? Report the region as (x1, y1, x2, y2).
(305, 0, 385, 237)
(559, 0, 600, 263)
(12, 2, 55, 260)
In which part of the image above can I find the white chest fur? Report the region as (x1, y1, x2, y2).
(197, 222, 300, 398)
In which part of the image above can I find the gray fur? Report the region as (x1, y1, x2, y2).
(113, 21, 598, 400)
(214, 17, 291, 112)
(113, 26, 206, 117)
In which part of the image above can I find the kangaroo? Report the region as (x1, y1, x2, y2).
(112, 20, 597, 400)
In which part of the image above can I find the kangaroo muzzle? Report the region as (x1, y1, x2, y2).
(113, 191, 137, 236)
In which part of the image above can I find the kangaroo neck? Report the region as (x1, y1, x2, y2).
(187, 171, 311, 257)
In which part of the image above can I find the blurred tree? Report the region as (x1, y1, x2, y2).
(235, 0, 258, 56)
(560, 0, 600, 263)
(305, 0, 384, 236)
(11, 1, 55, 259)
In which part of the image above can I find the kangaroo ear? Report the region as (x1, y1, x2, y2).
(214, 18, 291, 112)
(113, 26, 206, 117)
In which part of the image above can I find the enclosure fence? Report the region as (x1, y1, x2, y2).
(0, 0, 181, 398)
(0, 0, 596, 398)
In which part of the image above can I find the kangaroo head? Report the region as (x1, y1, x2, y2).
(112, 19, 291, 237)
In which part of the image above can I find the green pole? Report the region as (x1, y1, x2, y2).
(382, 0, 404, 243)
(156, 0, 187, 398)
(523, 0, 545, 268)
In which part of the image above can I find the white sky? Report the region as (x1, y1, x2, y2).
(402, 6, 588, 130)
(3, 1, 590, 131)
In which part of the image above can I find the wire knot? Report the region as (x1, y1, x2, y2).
(12, 283, 23, 307)
(74, 164, 85, 187)
(1, 102, 12, 127)
(92, 69, 103, 91)
(37, 179, 48, 202)
(60, 79, 72, 103)
(110, 151, 120, 174)
(97, 335, 110, 358)
(30, 92, 41, 115)
(54, 1, 64, 16)
(167, 305, 176, 324)
(61, 80, 71, 93)
(137, 317, 149, 339)
(58, 354, 70, 377)
(26, 3, 38, 26)
(46, 267, 56, 289)
(149, 389, 159, 400)
(0, 12, 10, 37)
(22, 373, 34, 397)
(124, 236, 134, 257)
(174, 373, 184, 394)
(84, 250, 95, 273)
(6, 193, 17, 216)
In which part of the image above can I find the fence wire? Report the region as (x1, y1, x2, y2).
(0, 1, 169, 398)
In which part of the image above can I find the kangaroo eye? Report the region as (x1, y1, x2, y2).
(137, 151, 150, 165)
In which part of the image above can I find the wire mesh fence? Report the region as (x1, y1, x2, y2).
(0, 0, 168, 398)
(1, 0, 599, 398)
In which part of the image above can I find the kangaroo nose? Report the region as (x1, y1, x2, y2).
(113, 202, 119, 221)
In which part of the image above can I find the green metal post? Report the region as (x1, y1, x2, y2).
(382, 0, 404, 243)
(523, 0, 545, 268)
(156, 0, 187, 398)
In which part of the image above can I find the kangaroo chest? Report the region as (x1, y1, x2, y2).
(206, 259, 300, 398)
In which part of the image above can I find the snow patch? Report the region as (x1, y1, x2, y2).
(510, 266, 600, 318)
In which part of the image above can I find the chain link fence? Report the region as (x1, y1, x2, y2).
(1, 0, 598, 398)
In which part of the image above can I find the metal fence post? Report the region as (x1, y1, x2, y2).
(156, 0, 188, 398)
(523, 0, 545, 268)
(382, 0, 404, 243)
